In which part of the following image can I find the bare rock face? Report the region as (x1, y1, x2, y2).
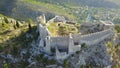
(69, 43, 112, 68)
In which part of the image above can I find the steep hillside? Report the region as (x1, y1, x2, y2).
(0, 14, 40, 68)
(0, 15, 36, 55)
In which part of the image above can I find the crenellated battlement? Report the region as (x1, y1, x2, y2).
(51, 34, 69, 37)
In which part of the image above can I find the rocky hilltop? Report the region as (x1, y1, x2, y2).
(0, 14, 120, 68)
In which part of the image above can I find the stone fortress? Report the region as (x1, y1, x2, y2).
(37, 14, 115, 61)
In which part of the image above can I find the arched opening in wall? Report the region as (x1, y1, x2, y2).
(44, 40, 46, 47)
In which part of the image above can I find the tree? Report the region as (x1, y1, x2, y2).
(13, 25, 17, 29)
(4, 17, 9, 23)
(16, 21, 20, 28)
(28, 23, 32, 31)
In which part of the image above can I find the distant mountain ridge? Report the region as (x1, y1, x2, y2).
(0, 0, 120, 21)
(39, 0, 120, 8)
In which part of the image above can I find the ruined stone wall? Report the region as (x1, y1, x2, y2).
(79, 29, 114, 46)
(68, 36, 81, 54)
(50, 36, 69, 49)
(71, 34, 81, 43)
(38, 23, 50, 40)
(55, 47, 68, 60)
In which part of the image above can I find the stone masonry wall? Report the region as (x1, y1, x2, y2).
(79, 29, 114, 46)
(50, 36, 69, 49)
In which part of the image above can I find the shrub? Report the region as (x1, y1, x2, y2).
(43, 57, 48, 63)
(36, 54, 44, 62)
(115, 24, 120, 33)
(63, 59, 69, 68)
(81, 43, 87, 48)
(76, 51, 80, 54)
(0, 46, 3, 51)
(80, 65, 84, 68)
(12, 46, 19, 55)
(51, 48, 55, 53)
(4, 63, 10, 68)
(87, 64, 92, 68)
(114, 64, 119, 68)
(107, 42, 113, 48)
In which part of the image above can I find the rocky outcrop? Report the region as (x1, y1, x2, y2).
(69, 43, 112, 68)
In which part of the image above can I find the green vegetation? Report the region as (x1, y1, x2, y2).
(4, 17, 9, 23)
(16, 21, 20, 28)
(4, 63, 10, 68)
(115, 24, 120, 33)
(114, 64, 119, 68)
(36, 54, 56, 66)
(81, 43, 87, 48)
(47, 22, 79, 36)
(106, 42, 120, 67)
(36, 54, 44, 62)
(107, 42, 113, 48)
(51, 48, 55, 53)
(20, 61, 29, 68)
(63, 59, 69, 68)
(0, 15, 39, 59)
(80, 65, 84, 68)
(24, 0, 76, 20)
(87, 64, 92, 68)
(76, 51, 80, 54)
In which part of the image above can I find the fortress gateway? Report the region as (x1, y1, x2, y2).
(37, 15, 114, 61)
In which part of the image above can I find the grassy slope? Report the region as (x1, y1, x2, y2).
(47, 22, 79, 36)
(0, 15, 38, 56)
(23, 0, 76, 20)
(0, 0, 76, 21)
